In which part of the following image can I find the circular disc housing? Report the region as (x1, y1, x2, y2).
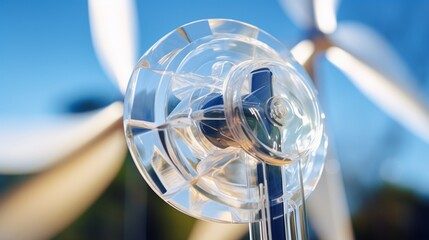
(124, 19, 327, 223)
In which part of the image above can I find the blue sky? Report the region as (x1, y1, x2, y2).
(0, 0, 300, 116)
(2, 0, 428, 116)
(0, 1, 119, 116)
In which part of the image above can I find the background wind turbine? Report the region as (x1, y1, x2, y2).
(279, 0, 429, 239)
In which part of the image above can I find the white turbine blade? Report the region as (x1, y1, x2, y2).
(329, 22, 416, 87)
(88, 0, 138, 94)
(327, 47, 429, 144)
(291, 39, 315, 66)
(313, 0, 338, 34)
(307, 157, 354, 240)
(0, 102, 123, 174)
(0, 125, 127, 240)
(278, 0, 339, 32)
(188, 221, 248, 240)
(278, 0, 315, 30)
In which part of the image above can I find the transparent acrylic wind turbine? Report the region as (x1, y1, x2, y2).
(124, 19, 327, 239)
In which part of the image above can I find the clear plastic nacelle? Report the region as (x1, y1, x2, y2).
(123, 19, 327, 224)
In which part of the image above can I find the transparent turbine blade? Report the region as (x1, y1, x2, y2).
(0, 125, 127, 240)
(88, 0, 138, 94)
(327, 47, 429, 144)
